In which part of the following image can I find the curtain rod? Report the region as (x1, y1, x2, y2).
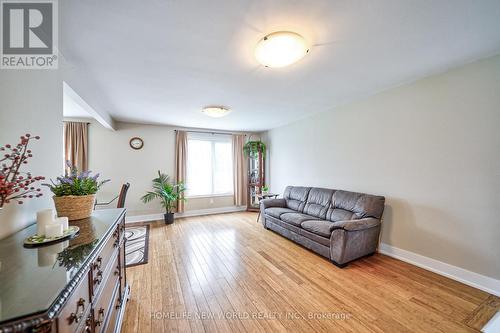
(175, 129, 247, 136)
(64, 120, 90, 124)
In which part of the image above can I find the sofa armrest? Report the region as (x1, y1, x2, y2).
(331, 217, 380, 231)
(260, 198, 286, 209)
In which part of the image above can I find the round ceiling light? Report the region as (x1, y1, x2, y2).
(202, 106, 231, 118)
(255, 31, 309, 68)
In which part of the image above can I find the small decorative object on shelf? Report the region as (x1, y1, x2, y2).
(244, 139, 266, 211)
(262, 185, 269, 194)
(0, 133, 45, 209)
(141, 170, 186, 224)
(43, 161, 109, 220)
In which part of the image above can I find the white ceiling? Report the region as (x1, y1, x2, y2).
(60, 0, 500, 132)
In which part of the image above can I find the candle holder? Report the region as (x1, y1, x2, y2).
(23, 226, 80, 248)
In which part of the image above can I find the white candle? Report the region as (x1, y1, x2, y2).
(45, 223, 63, 238)
(37, 209, 54, 236)
(56, 217, 69, 232)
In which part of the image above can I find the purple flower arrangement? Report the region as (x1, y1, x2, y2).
(43, 161, 109, 197)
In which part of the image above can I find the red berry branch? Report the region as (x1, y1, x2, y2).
(0, 134, 45, 208)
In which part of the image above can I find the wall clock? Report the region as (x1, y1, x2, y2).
(129, 137, 144, 150)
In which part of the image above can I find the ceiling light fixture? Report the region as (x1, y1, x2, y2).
(202, 106, 231, 118)
(255, 31, 309, 68)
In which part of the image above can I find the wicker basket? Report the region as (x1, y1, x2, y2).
(53, 194, 96, 221)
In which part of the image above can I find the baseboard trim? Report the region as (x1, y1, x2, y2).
(482, 311, 500, 333)
(378, 243, 500, 297)
(125, 206, 247, 223)
(176, 205, 247, 218)
(125, 213, 164, 223)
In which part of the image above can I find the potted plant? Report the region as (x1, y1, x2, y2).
(141, 171, 186, 224)
(261, 185, 269, 194)
(243, 140, 266, 157)
(43, 162, 109, 220)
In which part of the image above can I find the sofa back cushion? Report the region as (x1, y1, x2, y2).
(303, 188, 334, 219)
(326, 190, 385, 222)
(283, 186, 311, 212)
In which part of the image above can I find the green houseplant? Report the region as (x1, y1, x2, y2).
(43, 161, 109, 220)
(141, 171, 186, 224)
(243, 140, 266, 157)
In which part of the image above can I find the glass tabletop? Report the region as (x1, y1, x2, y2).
(0, 208, 125, 324)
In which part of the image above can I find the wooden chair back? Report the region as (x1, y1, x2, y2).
(117, 183, 130, 208)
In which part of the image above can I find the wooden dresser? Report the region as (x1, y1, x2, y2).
(0, 209, 129, 333)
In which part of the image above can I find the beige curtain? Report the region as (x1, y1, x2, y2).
(175, 130, 188, 213)
(232, 134, 248, 206)
(64, 122, 88, 172)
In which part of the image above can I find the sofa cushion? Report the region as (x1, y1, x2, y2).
(265, 207, 296, 219)
(326, 190, 385, 221)
(280, 212, 317, 227)
(353, 194, 385, 219)
(265, 215, 331, 247)
(303, 188, 334, 219)
(283, 186, 311, 212)
(301, 220, 336, 238)
(328, 208, 355, 222)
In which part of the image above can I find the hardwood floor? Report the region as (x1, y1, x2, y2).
(122, 212, 499, 332)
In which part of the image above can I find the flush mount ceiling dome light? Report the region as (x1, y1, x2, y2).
(255, 31, 309, 68)
(202, 106, 231, 118)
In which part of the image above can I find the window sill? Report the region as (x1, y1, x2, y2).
(186, 193, 234, 199)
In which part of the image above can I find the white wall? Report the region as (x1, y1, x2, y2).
(0, 71, 63, 239)
(266, 55, 500, 280)
(87, 121, 237, 216)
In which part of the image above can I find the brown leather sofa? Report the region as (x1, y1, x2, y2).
(260, 186, 385, 267)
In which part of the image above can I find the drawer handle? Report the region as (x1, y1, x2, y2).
(95, 307, 105, 327)
(93, 270, 103, 286)
(93, 257, 102, 270)
(84, 315, 93, 332)
(68, 298, 85, 324)
(116, 298, 123, 310)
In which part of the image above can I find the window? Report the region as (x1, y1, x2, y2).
(186, 133, 233, 197)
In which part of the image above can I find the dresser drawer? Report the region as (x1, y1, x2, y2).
(58, 270, 91, 333)
(91, 226, 120, 296)
(93, 253, 120, 332)
(104, 281, 121, 333)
